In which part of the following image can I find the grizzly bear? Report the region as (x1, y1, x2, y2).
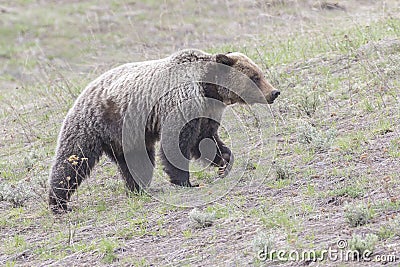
(49, 49, 280, 213)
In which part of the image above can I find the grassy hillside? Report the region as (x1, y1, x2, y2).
(0, 1, 399, 266)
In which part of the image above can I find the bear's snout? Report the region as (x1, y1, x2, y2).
(271, 90, 280, 100)
(267, 89, 280, 104)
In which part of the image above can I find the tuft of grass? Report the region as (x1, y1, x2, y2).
(344, 204, 374, 227)
(331, 185, 365, 199)
(388, 138, 400, 158)
(204, 205, 230, 219)
(349, 233, 378, 256)
(4, 234, 27, 254)
(377, 225, 395, 240)
(377, 217, 400, 240)
(0, 181, 33, 207)
(335, 132, 367, 153)
(259, 206, 300, 233)
(99, 238, 119, 264)
(296, 90, 320, 117)
(274, 161, 292, 180)
(297, 121, 336, 152)
(5, 261, 17, 267)
(182, 229, 193, 239)
(188, 208, 216, 228)
(252, 232, 275, 261)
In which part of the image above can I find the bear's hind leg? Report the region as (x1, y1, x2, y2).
(116, 156, 141, 193)
(160, 146, 192, 187)
(105, 143, 155, 192)
(49, 135, 102, 213)
(161, 120, 199, 187)
(103, 144, 139, 193)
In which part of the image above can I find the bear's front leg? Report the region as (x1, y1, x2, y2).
(191, 118, 234, 177)
(212, 135, 234, 177)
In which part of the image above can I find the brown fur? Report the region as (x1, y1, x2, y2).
(48, 49, 279, 213)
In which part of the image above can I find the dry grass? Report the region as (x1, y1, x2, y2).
(0, 0, 399, 266)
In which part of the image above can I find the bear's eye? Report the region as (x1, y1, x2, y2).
(252, 75, 260, 82)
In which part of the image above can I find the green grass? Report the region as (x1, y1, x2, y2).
(0, 1, 399, 265)
(99, 238, 119, 263)
(209, 18, 400, 67)
(345, 204, 374, 227)
(330, 185, 365, 199)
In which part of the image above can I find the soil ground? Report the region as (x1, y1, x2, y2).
(0, 1, 399, 266)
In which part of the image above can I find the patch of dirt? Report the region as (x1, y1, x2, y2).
(0, 1, 399, 266)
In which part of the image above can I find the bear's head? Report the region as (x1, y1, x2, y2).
(214, 52, 280, 105)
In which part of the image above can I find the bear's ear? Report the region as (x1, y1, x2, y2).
(216, 54, 237, 66)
